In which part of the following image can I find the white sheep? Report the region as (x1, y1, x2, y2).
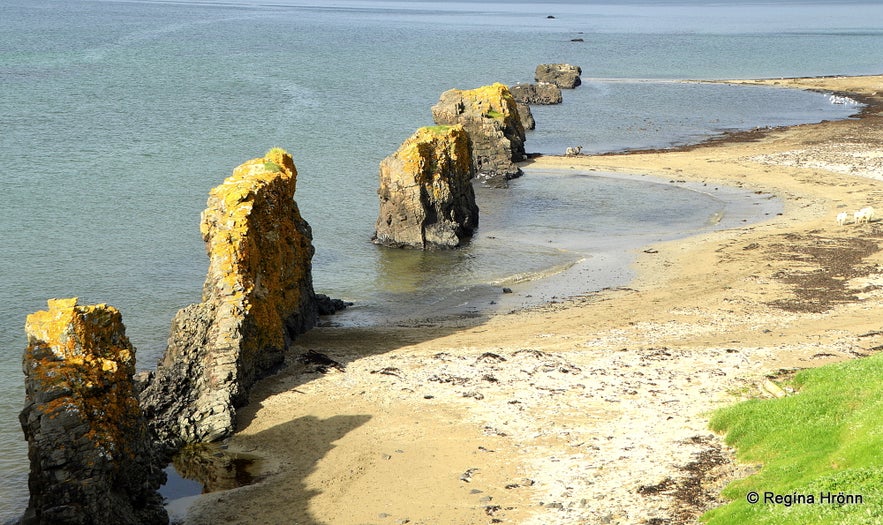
(564, 146, 583, 157)
(836, 212, 849, 226)
(854, 206, 876, 224)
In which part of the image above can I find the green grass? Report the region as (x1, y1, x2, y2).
(704, 354, 883, 524)
(262, 160, 282, 172)
(485, 109, 503, 119)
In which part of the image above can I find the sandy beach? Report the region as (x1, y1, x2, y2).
(182, 75, 883, 525)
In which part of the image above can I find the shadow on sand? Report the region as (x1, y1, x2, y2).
(177, 414, 372, 525)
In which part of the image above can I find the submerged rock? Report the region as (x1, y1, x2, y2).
(431, 83, 526, 186)
(314, 293, 352, 316)
(19, 298, 167, 525)
(510, 82, 563, 105)
(141, 148, 318, 448)
(535, 63, 582, 89)
(374, 125, 479, 249)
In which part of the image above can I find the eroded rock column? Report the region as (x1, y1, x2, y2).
(20, 298, 167, 525)
(431, 83, 526, 186)
(140, 148, 318, 448)
(374, 125, 479, 249)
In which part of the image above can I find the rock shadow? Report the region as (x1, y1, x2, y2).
(183, 414, 371, 525)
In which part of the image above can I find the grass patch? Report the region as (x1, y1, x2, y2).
(485, 109, 503, 119)
(704, 354, 883, 524)
(262, 160, 282, 173)
(423, 125, 453, 133)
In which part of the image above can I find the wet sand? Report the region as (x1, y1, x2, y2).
(181, 74, 883, 525)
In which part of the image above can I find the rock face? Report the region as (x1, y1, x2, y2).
(535, 63, 582, 89)
(374, 125, 479, 249)
(516, 102, 536, 131)
(510, 82, 563, 105)
(19, 298, 167, 525)
(140, 148, 317, 448)
(431, 83, 526, 186)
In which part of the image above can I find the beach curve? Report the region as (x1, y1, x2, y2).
(180, 74, 883, 525)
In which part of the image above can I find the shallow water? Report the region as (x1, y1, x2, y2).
(335, 168, 783, 325)
(0, 0, 878, 520)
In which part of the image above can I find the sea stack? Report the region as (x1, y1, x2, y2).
(374, 125, 479, 249)
(509, 82, 563, 105)
(140, 148, 318, 448)
(431, 83, 526, 187)
(534, 63, 582, 89)
(19, 298, 167, 525)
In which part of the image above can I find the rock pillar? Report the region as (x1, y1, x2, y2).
(431, 83, 526, 186)
(140, 148, 317, 448)
(19, 298, 167, 525)
(374, 125, 479, 249)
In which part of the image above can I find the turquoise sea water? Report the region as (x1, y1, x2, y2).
(1, 0, 881, 519)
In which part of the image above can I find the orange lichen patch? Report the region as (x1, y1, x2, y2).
(200, 147, 313, 364)
(23, 298, 144, 462)
(375, 120, 478, 249)
(442, 83, 523, 128)
(392, 125, 473, 187)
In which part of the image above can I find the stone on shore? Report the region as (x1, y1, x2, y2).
(509, 82, 563, 105)
(535, 63, 582, 89)
(19, 298, 167, 525)
(140, 148, 318, 448)
(374, 125, 479, 249)
(431, 83, 526, 186)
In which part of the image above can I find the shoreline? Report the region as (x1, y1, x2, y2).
(181, 74, 883, 524)
(329, 167, 783, 329)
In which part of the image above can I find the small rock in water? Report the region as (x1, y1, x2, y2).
(502, 287, 513, 294)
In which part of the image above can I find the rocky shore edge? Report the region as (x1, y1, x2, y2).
(13, 65, 575, 524)
(15, 71, 883, 524)
(179, 74, 883, 524)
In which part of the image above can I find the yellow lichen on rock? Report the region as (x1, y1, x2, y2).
(374, 125, 478, 249)
(431, 83, 526, 185)
(141, 148, 317, 447)
(21, 298, 167, 524)
(461, 82, 523, 127)
(398, 125, 472, 187)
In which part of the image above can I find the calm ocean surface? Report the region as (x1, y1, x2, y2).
(1, 0, 881, 519)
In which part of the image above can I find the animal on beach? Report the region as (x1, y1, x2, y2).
(565, 145, 583, 157)
(854, 206, 876, 224)
(836, 212, 849, 226)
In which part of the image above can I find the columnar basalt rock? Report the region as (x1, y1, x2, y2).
(374, 125, 479, 249)
(19, 298, 167, 525)
(535, 63, 582, 89)
(140, 148, 318, 448)
(510, 82, 563, 105)
(431, 83, 526, 186)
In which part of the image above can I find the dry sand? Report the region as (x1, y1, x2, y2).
(183, 75, 883, 525)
